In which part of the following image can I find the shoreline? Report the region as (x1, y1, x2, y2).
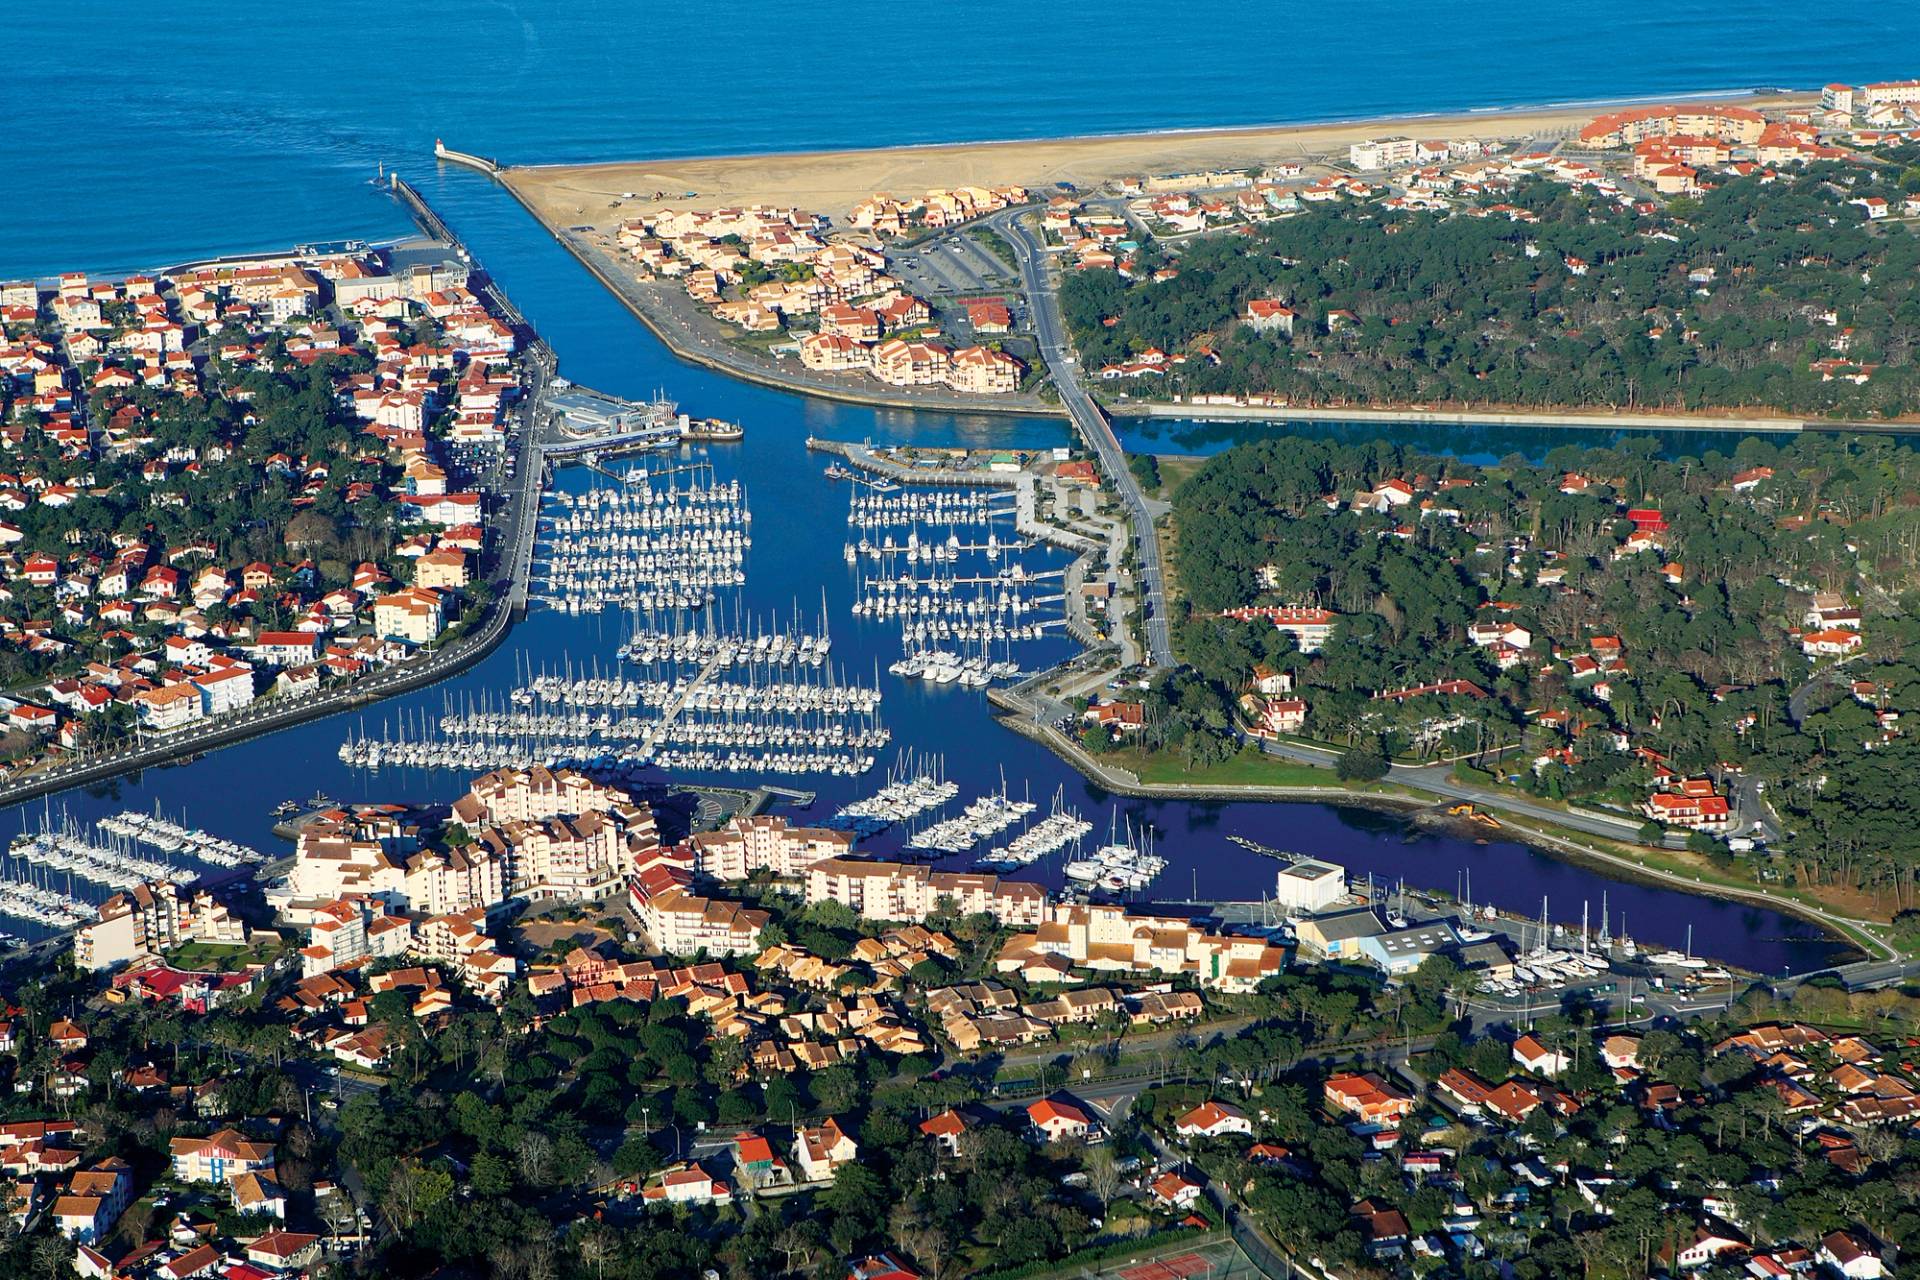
(990, 708, 1887, 971)
(498, 89, 1815, 226)
(498, 83, 1810, 183)
(1113, 401, 1920, 434)
(490, 130, 1902, 973)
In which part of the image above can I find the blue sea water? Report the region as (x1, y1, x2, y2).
(2, 1, 1908, 968)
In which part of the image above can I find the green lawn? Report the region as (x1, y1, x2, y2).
(166, 936, 283, 973)
(1151, 455, 1205, 499)
(1114, 746, 1393, 792)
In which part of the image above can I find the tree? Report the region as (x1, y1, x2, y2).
(1085, 1143, 1123, 1213)
(1336, 740, 1390, 781)
(612, 1135, 663, 1180)
(382, 1159, 454, 1230)
(812, 1065, 861, 1115)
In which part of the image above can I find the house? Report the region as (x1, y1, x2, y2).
(1354, 1199, 1411, 1258)
(244, 1231, 321, 1271)
(1599, 1034, 1641, 1070)
(1666, 1219, 1747, 1271)
(642, 1163, 733, 1207)
(1818, 1230, 1885, 1279)
(1512, 1033, 1571, 1076)
(791, 1117, 857, 1183)
(1150, 1168, 1205, 1211)
(1174, 1100, 1253, 1141)
(230, 1169, 288, 1219)
(1243, 299, 1296, 335)
(1802, 628, 1862, 658)
(1643, 791, 1732, 832)
(918, 1108, 971, 1156)
(1324, 1072, 1414, 1125)
(1026, 1096, 1095, 1143)
(733, 1132, 794, 1189)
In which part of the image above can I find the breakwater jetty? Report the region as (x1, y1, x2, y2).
(434, 139, 501, 177)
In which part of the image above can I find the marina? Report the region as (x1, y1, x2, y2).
(0, 143, 1860, 971)
(844, 479, 1069, 691)
(530, 460, 748, 614)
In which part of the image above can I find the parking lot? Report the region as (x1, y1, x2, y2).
(892, 229, 1018, 298)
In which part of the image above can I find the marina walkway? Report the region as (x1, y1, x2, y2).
(637, 649, 729, 759)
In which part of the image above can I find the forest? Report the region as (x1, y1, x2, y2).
(1163, 431, 1920, 907)
(1063, 165, 1920, 417)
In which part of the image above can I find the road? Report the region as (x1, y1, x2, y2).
(989, 208, 1175, 670)
(1249, 734, 1650, 843)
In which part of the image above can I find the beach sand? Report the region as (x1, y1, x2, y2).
(501, 92, 1812, 226)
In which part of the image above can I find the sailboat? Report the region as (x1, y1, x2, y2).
(1454, 868, 1493, 942)
(1576, 901, 1609, 971)
(1648, 923, 1708, 969)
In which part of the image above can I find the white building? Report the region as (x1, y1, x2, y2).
(1349, 137, 1418, 170)
(192, 666, 256, 716)
(1272, 858, 1347, 915)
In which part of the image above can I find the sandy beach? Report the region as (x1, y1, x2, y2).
(501, 91, 1812, 226)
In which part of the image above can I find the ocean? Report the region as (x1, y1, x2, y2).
(0, 1, 1905, 968)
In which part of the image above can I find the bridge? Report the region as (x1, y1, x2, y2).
(987, 208, 1174, 669)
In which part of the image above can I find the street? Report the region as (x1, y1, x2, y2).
(988, 208, 1175, 670)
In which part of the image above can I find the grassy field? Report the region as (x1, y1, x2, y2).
(1150, 455, 1206, 500)
(166, 936, 283, 972)
(1112, 745, 1402, 794)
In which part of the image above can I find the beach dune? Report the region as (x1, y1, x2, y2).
(500, 92, 1811, 226)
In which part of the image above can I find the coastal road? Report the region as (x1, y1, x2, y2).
(1249, 735, 1648, 843)
(988, 208, 1175, 670)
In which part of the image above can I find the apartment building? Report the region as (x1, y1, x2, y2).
(372, 586, 445, 645)
(473, 810, 630, 900)
(996, 902, 1289, 993)
(632, 885, 770, 957)
(1222, 605, 1340, 653)
(946, 345, 1023, 394)
(804, 858, 1048, 926)
(1577, 104, 1766, 147)
(1349, 136, 1419, 170)
(74, 881, 246, 971)
(170, 1129, 276, 1185)
(412, 907, 518, 1003)
(688, 815, 854, 880)
(298, 894, 412, 979)
(454, 765, 632, 825)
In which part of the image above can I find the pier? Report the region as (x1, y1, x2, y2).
(812, 437, 1134, 659)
